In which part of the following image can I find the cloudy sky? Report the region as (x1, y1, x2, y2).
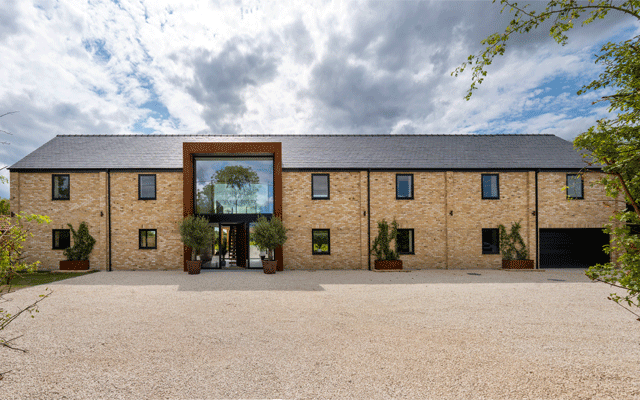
(0, 0, 637, 198)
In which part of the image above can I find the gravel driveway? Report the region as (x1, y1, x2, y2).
(1, 269, 639, 399)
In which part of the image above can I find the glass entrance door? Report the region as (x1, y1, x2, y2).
(218, 223, 249, 269)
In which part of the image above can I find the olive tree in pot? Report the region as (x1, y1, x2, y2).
(60, 222, 96, 270)
(179, 215, 215, 274)
(371, 218, 402, 270)
(498, 221, 534, 269)
(252, 215, 289, 274)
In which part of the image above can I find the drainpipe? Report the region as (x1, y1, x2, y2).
(107, 169, 112, 272)
(367, 169, 371, 271)
(535, 169, 539, 269)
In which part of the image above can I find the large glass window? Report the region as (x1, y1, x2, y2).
(482, 174, 499, 199)
(195, 157, 274, 214)
(567, 174, 584, 199)
(52, 174, 70, 200)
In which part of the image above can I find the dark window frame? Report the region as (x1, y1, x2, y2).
(482, 228, 500, 255)
(312, 229, 331, 255)
(311, 173, 330, 200)
(481, 174, 500, 200)
(566, 173, 584, 200)
(52, 174, 70, 201)
(396, 228, 415, 255)
(139, 229, 158, 250)
(396, 174, 414, 200)
(52, 229, 71, 250)
(138, 174, 157, 200)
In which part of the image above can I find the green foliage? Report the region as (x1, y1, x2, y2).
(371, 219, 399, 261)
(0, 213, 51, 287)
(313, 244, 329, 252)
(251, 215, 289, 261)
(220, 230, 227, 256)
(179, 215, 215, 258)
(498, 221, 529, 260)
(63, 222, 96, 261)
(452, 0, 640, 100)
(215, 165, 260, 188)
(0, 199, 9, 215)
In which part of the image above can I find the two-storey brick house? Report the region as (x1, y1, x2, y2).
(9, 134, 614, 271)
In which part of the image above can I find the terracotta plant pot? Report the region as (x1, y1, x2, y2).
(186, 260, 202, 275)
(374, 260, 403, 270)
(262, 260, 277, 274)
(502, 259, 534, 269)
(60, 260, 90, 271)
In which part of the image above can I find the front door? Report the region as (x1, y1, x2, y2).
(219, 223, 248, 268)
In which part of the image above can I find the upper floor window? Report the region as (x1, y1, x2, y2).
(52, 174, 70, 200)
(482, 228, 500, 254)
(194, 157, 274, 215)
(139, 174, 156, 200)
(312, 174, 330, 199)
(52, 229, 70, 250)
(139, 229, 157, 249)
(312, 229, 330, 255)
(397, 229, 414, 254)
(481, 174, 499, 199)
(396, 174, 413, 200)
(566, 174, 584, 199)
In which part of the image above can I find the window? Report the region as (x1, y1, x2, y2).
(481, 174, 499, 199)
(312, 229, 330, 255)
(139, 229, 157, 249)
(567, 174, 584, 199)
(396, 174, 413, 199)
(482, 228, 500, 255)
(52, 174, 70, 200)
(139, 174, 156, 200)
(396, 229, 414, 254)
(52, 229, 71, 250)
(312, 174, 330, 199)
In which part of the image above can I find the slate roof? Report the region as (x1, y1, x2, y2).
(9, 134, 595, 170)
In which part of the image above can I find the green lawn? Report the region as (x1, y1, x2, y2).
(1, 270, 98, 292)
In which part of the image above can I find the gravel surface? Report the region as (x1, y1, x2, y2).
(1, 269, 639, 399)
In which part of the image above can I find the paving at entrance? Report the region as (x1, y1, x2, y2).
(1, 269, 638, 399)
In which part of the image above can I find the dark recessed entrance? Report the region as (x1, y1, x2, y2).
(539, 228, 610, 268)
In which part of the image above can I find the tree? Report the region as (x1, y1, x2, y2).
(453, 0, 640, 318)
(200, 165, 260, 214)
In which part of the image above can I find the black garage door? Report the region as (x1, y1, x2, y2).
(540, 228, 610, 268)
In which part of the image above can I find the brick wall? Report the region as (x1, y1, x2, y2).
(10, 168, 616, 271)
(110, 172, 183, 270)
(282, 171, 365, 269)
(9, 171, 109, 270)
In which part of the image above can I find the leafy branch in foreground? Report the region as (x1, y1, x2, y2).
(452, 0, 640, 100)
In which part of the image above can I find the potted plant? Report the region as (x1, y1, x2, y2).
(252, 215, 289, 274)
(179, 215, 215, 274)
(371, 218, 402, 270)
(498, 221, 534, 269)
(60, 222, 96, 270)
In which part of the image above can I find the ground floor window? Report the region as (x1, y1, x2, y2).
(52, 229, 70, 250)
(397, 229, 414, 254)
(312, 229, 330, 255)
(139, 229, 157, 249)
(482, 228, 499, 254)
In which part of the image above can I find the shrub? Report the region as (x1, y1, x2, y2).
(252, 215, 288, 261)
(63, 222, 96, 261)
(179, 216, 215, 258)
(371, 219, 399, 261)
(498, 221, 529, 260)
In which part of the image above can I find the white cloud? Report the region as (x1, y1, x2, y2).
(0, 0, 637, 198)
